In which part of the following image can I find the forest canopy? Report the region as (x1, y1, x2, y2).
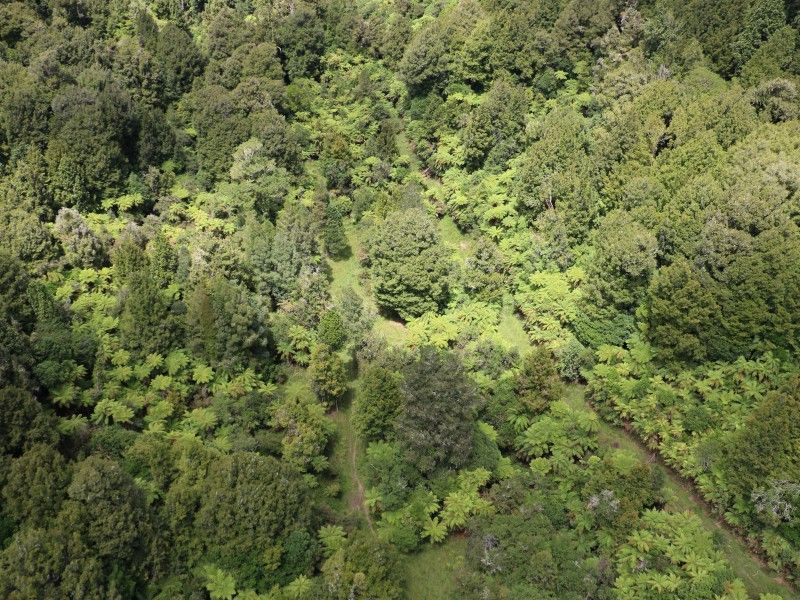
(1, 0, 800, 599)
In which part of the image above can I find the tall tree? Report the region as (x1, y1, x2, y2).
(397, 347, 478, 474)
(365, 208, 452, 321)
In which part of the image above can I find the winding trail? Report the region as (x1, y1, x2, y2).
(330, 407, 374, 532)
(347, 421, 374, 532)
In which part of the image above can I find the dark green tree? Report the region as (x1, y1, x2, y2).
(317, 310, 346, 350)
(515, 347, 564, 415)
(352, 364, 404, 442)
(269, 202, 319, 302)
(194, 452, 313, 590)
(3, 444, 71, 528)
(645, 259, 722, 364)
(46, 84, 135, 211)
(119, 261, 185, 358)
(186, 276, 270, 372)
(397, 347, 478, 474)
(0, 387, 58, 456)
(323, 213, 349, 259)
(365, 208, 452, 321)
(154, 22, 204, 102)
(732, 0, 787, 70)
(462, 79, 529, 170)
(309, 343, 347, 409)
(52, 455, 156, 597)
(0, 252, 36, 386)
(584, 211, 658, 311)
(274, 2, 325, 80)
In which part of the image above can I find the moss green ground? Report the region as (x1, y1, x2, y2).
(324, 217, 798, 599)
(402, 537, 467, 600)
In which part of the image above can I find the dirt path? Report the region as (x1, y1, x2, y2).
(330, 407, 374, 532)
(347, 424, 374, 532)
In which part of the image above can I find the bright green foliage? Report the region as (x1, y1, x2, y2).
(515, 267, 583, 346)
(437, 468, 493, 530)
(203, 565, 237, 600)
(516, 401, 598, 473)
(318, 525, 346, 558)
(615, 510, 737, 599)
(365, 208, 452, 320)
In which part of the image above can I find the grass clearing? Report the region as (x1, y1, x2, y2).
(403, 537, 466, 600)
(280, 365, 313, 398)
(328, 225, 366, 302)
(498, 306, 532, 355)
(439, 215, 472, 264)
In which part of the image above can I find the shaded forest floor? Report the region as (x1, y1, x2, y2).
(324, 217, 797, 599)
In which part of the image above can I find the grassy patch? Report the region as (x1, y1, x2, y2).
(280, 366, 313, 398)
(439, 215, 472, 264)
(403, 537, 467, 600)
(327, 408, 358, 517)
(498, 307, 532, 356)
(328, 226, 366, 302)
